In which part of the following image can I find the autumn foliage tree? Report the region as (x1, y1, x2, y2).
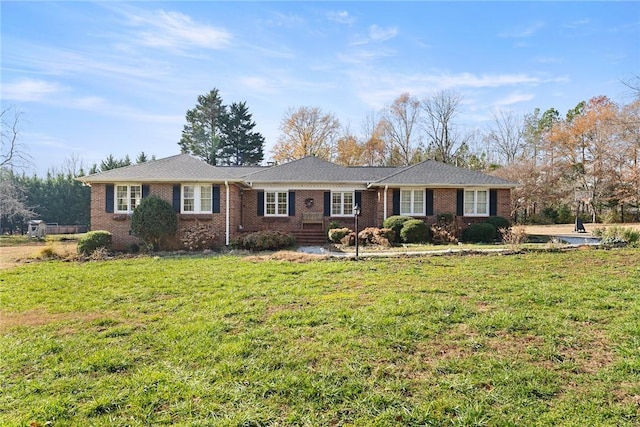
(271, 107, 340, 163)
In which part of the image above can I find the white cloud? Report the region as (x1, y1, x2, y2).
(494, 91, 536, 106)
(499, 22, 545, 38)
(369, 25, 398, 42)
(563, 18, 590, 29)
(328, 10, 356, 25)
(1, 79, 65, 102)
(127, 9, 232, 51)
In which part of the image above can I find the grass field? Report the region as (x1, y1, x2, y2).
(1, 249, 639, 426)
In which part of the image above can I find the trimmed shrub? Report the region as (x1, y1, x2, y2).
(131, 195, 177, 251)
(231, 230, 296, 252)
(382, 215, 412, 243)
(400, 219, 430, 243)
(462, 223, 497, 243)
(78, 230, 112, 256)
(328, 227, 352, 243)
(181, 222, 219, 251)
(484, 216, 511, 240)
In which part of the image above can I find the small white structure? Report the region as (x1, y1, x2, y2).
(27, 220, 46, 239)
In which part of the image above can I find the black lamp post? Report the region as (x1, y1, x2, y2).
(354, 203, 361, 260)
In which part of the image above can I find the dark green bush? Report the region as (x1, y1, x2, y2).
(77, 230, 112, 256)
(484, 216, 511, 240)
(231, 230, 296, 251)
(382, 215, 412, 243)
(328, 228, 351, 243)
(400, 219, 430, 243)
(462, 223, 497, 243)
(131, 195, 177, 251)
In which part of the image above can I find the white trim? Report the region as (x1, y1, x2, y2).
(399, 188, 426, 216)
(264, 190, 289, 217)
(463, 188, 490, 217)
(114, 183, 142, 213)
(181, 183, 213, 214)
(330, 191, 355, 217)
(225, 181, 230, 246)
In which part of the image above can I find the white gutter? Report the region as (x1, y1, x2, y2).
(225, 180, 230, 246)
(383, 185, 388, 221)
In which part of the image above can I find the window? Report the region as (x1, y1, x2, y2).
(265, 191, 288, 216)
(400, 189, 425, 215)
(115, 184, 142, 213)
(464, 189, 489, 216)
(331, 191, 354, 216)
(182, 184, 212, 213)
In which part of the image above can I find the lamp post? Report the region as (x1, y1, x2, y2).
(354, 203, 361, 260)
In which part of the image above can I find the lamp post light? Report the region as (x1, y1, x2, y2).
(354, 203, 361, 260)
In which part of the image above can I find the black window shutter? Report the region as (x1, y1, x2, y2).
(213, 185, 220, 213)
(323, 192, 331, 216)
(288, 191, 295, 216)
(490, 189, 498, 216)
(426, 189, 434, 216)
(172, 185, 181, 213)
(105, 184, 114, 213)
(392, 189, 400, 216)
(456, 189, 464, 216)
(355, 191, 362, 209)
(257, 191, 265, 216)
(142, 185, 150, 199)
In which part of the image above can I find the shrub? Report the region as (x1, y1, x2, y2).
(595, 226, 640, 247)
(357, 227, 394, 247)
(231, 230, 296, 252)
(131, 195, 177, 251)
(500, 226, 527, 248)
(328, 227, 352, 243)
(77, 231, 112, 256)
(431, 213, 460, 244)
(181, 222, 219, 251)
(327, 220, 342, 232)
(382, 216, 412, 243)
(400, 219, 430, 243)
(462, 223, 497, 243)
(484, 216, 511, 240)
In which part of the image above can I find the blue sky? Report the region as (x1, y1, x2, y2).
(2, 1, 638, 176)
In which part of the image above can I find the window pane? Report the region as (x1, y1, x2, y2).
(277, 192, 288, 215)
(477, 191, 488, 215)
(266, 192, 275, 215)
(464, 191, 476, 215)
(343, 193, 353, 215)
(130, 185, 142, 210)
(332, 193, 342, 215)
(400, 190, 411, 214)
(116, 186, 128, 211)
(413, 190, 424, 215)
(200, 186, 212, 212)
(183, 186, 194, 212)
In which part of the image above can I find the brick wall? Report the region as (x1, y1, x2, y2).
(90, 183, 239, 250)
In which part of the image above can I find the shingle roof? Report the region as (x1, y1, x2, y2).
(241, 156, 396, 183)
(79, 154, 238, 183)
(78, 153, 518, 187)
(371, 159, 516, 187)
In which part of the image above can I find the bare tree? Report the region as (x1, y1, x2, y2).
(271, 106, 340, 163)
(380, 93, 421, 166)
(360, 111, 387, 166)
(1, 107, 31, 170)
(484, 109, 525, 165)
(421, 90, 466, 164)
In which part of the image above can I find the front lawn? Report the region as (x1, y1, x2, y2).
(1, 249, 639, 426)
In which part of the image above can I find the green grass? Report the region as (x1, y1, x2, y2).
(1, 249, 639, 426)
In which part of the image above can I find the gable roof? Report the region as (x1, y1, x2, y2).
(371, 159, 516, 188)
(79, 154, 238, 183)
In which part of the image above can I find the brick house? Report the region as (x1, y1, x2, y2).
(79, 154, 518, 249)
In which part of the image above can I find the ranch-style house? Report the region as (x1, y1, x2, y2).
(78, 154, 518, 249)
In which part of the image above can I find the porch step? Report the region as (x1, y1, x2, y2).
(293, 229, 328, 245)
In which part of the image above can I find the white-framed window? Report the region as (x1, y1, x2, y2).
(182, 184, 212, 213)
(464, 189, 489, 216)
(331, 191, 354, 216)
(115, 184, 142, 213)
(265, 191, 288, 216)
(400, 189, 425, 216)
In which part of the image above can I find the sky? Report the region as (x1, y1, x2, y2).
(2, 1, 639, 177)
